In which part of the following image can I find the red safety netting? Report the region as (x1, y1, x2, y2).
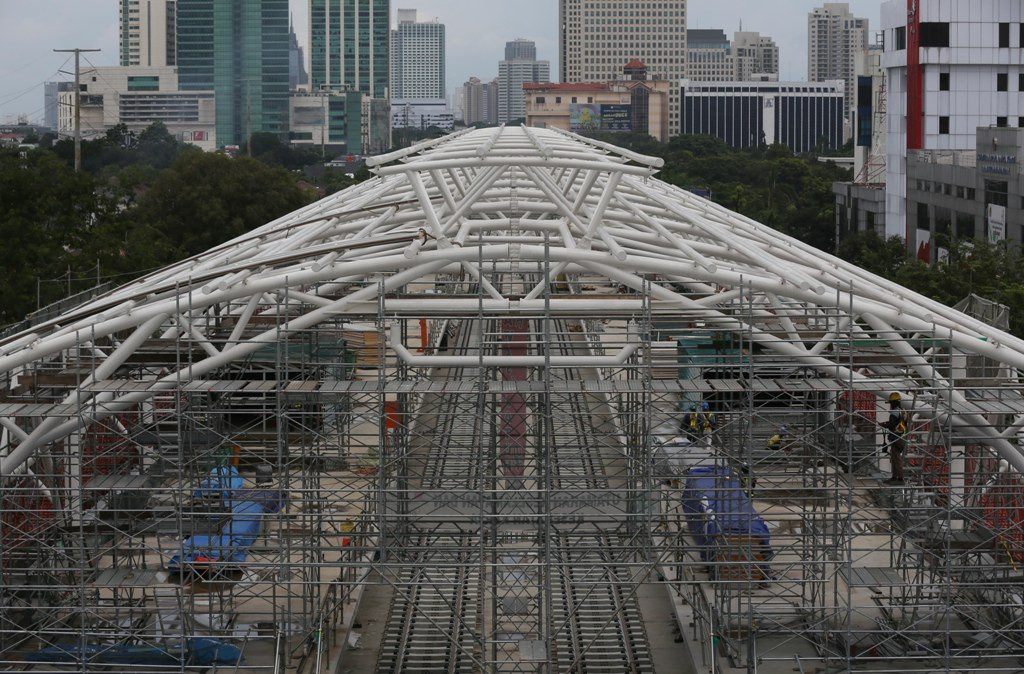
(836, 390, 876, 433)
(978, 472, 1024, 563)
(906, 420, 950, 498)
(81, 410, 140, 481)
(0, 477, 56, 552)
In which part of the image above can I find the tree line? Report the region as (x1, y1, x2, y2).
(595, 132, 1024, 339)
(3, 125, 1022, 339)
(0, 123, 367, 325)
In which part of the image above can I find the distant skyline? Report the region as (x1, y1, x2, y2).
(0, 0, 883, 122)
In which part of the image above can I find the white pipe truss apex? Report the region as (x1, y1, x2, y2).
(0, 127, 1022, 477)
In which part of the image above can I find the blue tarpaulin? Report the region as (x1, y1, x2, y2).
(168, 492, 285, 570)
(26, 638, 243, 666)
(680, 467, 773, 563)
(192, 464, 244, 500)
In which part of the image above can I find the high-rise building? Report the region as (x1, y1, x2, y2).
(463, 76, 499, 125)
(43, 81, 74, 130)
(808, 3, 868, 113)
(733, 31, 779, 81)
(559, 0, 687, 84)
(289, 21, 308, 90)
(686, 30, 732, 82)
(177, 0, 290, 147)
(498, 39, 549, 124)
(505, 38, 537, 62)
(880, 0, 1023, 243)
(391, 9, 445, 99)
(309, 0, 389, 98)
(119, 0, 177, 67)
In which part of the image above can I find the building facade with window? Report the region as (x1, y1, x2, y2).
(881, 0, 1024, 241)
(462, 77, 499, 125)
(733, 31, 780, 81)
(905, 127, 1024, 258)
(679, 79, 845, 153)
(391, 99, 454, 131)
(498, 40, 550, 124)
(119, 0, 177, 67)
(559, 0, 687, 133)
(524, 65, 671, 142)
(808, 3, 868, 117)
(686, 29, 732, 82)
(390, 9, 445, 99)
(57, 66, 216, 150)
(176, 0, 289, 147)
(309, 0, 389, 98)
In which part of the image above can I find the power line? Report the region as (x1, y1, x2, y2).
(0, 57, 71, 108)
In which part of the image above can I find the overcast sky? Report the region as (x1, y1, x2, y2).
(0, 0, 884, 123)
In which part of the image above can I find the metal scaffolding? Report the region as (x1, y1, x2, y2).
(3, 127, 1024, 673)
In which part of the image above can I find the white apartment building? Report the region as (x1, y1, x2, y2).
(119, 0, 177, 67)
(59, 66, 216, 150)
(808, 3, 868, 116)
(881, 0, 1023, 240)
(390, 9, 445, 99)
(733, 31, 780, 81)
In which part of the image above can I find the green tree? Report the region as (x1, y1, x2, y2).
(242, 132, 322, 170)
(132, 152, 316, 260)
(0, 148, 118, 322)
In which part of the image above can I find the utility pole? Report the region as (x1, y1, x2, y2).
(54, 48, 101, 172)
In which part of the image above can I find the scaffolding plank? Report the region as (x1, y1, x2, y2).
(211, 380, 246, 392)
(840, 566, 906, 587)
(83, 474, 149, 491)
(91, 569, 164, 588)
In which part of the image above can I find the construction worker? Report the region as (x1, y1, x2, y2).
(680, 404, 700, 441)
(883, 391, 910, 484)
(698, 401, 716, 447)
(767, 426, 789, 452)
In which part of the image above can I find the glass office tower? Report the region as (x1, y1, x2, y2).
(309, 0, 389, 99)
(177, 0, 289, 146)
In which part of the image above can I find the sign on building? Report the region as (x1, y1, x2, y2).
(569, 104, 632, 134)
(987, 204, 1006, 243)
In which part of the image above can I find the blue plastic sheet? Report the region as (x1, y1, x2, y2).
(680, 466, 773, 563)
(192, 464, 244, 500)
(26, 638, 243, 666)
(168, 498, 265, 570)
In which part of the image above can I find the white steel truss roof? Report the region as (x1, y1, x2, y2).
(2, 125, 1024, 476)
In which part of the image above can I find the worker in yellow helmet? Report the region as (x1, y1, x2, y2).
(882, 392, 910, 485)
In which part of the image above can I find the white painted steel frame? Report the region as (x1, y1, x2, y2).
(2, 125, 1023, 479)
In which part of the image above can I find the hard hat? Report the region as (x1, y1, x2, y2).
(779, 425, 788, 434)
(701, 401, 710, 411)
(689, 404, 697, 412)
(888, 391, 902, 402)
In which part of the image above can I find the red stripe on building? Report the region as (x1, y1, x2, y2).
(905, 0, 923, 241)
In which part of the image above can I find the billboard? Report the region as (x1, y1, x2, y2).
(569, 104, 632, 134)
(988, 204, 1006, 243)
